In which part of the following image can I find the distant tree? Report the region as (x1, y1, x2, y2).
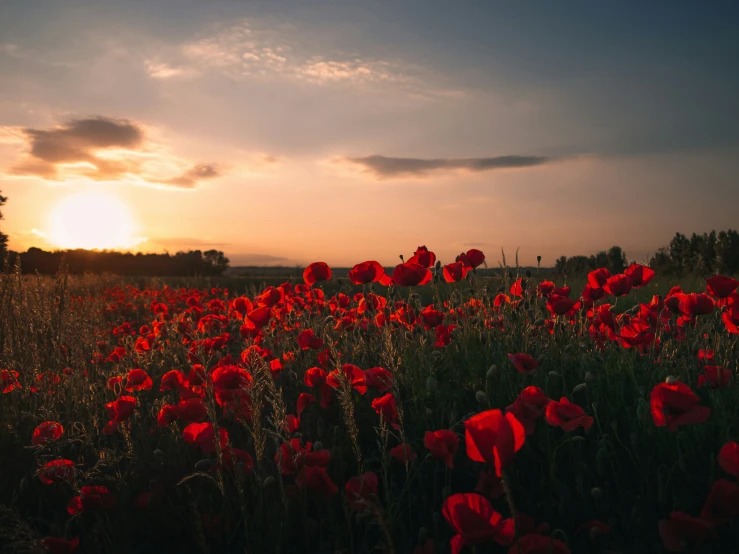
(203, 249, 230, 274)
(0, 191, 8, 256)
(606, 245, 627, 273)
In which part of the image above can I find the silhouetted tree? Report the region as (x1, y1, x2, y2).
(0, 191, 8, 256)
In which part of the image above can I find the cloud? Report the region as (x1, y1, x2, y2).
(4, 117, 220, 188)
(149, 237, 230, 249)
(230, 253, 291, 265)
(343, 154, 552, 178)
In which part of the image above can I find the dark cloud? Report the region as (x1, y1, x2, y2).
(8, 117, 219, 188)
(156, 164, 220, 189)
(345, 154, 552, 178)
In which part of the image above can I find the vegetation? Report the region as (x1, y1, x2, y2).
(0, 246, 737, 554)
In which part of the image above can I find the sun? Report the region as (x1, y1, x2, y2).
(48, 192, 140, 250)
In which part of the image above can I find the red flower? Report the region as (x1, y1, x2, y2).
(677, 293, 714, 317)
(537, 280, 555, 297)
(650, 382, 710, 431)
(706, 275, 739, 298)
(587, 268, 611, 289)
(1, 369, 21, 393)
(297, 329, 324, 350)
(41, 537, 79, 554)
(160, 370, 186, 392)
(392, 262, 432, 287)
(364, 367, 393, 392)
(624, 263, 655, 288)
(37, 459, 75, 485)
(465, 410, 525, 476)
(506, 386, 550, 435)
(545, 398, 594, 432)
(183, 422, 229, 455)
(409, 246, 436, 268)
(296, 392, 316, 417)
(658, 511, 715, 552)
(697, 366, 731, 389)
(246, 306, 272, 329)
(494, 293, 511, 308)
(700, 478, 739, 524)
(304, 367, 328, 388)
(372, 393, 400, 428)
(442, 493, 515, 554)
(508, 353, 539, 374)
(327, 364, 367, 394)
(459, 248, 485, 269)
(546, 294, 578, 316)
(475, 468, 505, 499)
(510, 279, 524, 297)
(618, 322, 656, 350)
(303, 262, 332, 286)
(345, 471, 379, 510)
(443, 262, 468, 283)
(211, 365, 253, 391)
(124, 368, 152, 392)
(32, 421, 64, 446)
(508, 533, 570, 554)
(349, 260, 389, 285)
(434, 324, 456, 347)
(299, 465, 338, 498)
(723, 306, 739, 334)
(581, 284, 605, 303)
(718, 441, 739, 478)
(424, 429, 460, 468)
(175, 397, 208, 422)
(390, 443, 416, 464)
(603, 274, 632, 297)
(67, 485, 115, 515)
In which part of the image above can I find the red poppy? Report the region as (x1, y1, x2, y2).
(475, 468, 505, 499)
(246, 306, 272, 329)
(603, 274, 633, 297)
(297, 328, 324, 350)
(364, 367, 393, 392)
(304, 367, 328, 387)
(650, 382, 710, 431)
(349, 260, 389, 285)
(459, 248, 485, 269)
(160, 370, 186, 392)
(211, 365, 252, 391)
(296, 392, 316, 417)
(723, 306, 739, 334)
(546, 294, 578, 316)
(303, 262, 332, 286)
(581, 284, 605, 303)
(37, 459, 75, 485)
(508, 533, 570, 554)
(390, 443, 416, 464)
(41, 537, 79, 554)
(175, 397, 208, 422)
(552, 286, 571, 298)
(182, 422, 229, 455)
(537, 280, 555, 297)
(718, 441, 739, 478)
(700, 478, 739, 524)
(434, 324, 456, 347)
(124, 368, 152, 392)
(1, 369, 21, 393)
(32, 421, 64, 446)
(67, 485, 115, 515)
(372, 393, 400, 428)
(587, 268, 611, 289)
(442, 493, 515, 554)
(658, 511, 715, 552)
(443, 262, 468, 283)
(706, 275, 739, 298)
(618, 322, 656, 350)
(392, 262, 432, 287)
(677, 293, 714, 317)
(409, 246, 436, 268)
(464, 409, 525, 476)
(506, 386, 550, 435)
(510, 279, 524, 297)
(508, 353, 539, 374)
(345, 471, 379, 510)
(424, 429, 460, 468)
(494, 293, 511, 308)
(697, 366, 731, 389)
(327, 364, 367, 394)
(545, 398, 594, 431)
(624, 263, 655, 288)
(298, 465, 338, 498)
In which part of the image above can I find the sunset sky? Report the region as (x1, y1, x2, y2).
(1, 1, 738, 267)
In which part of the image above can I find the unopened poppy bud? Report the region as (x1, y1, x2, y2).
(442, 486, 452, 499)
(425, 408, 433, 417)
(610, 420, 618, 431)
(527, 309, 535, 320)
(418, 527, 428, 543)
(523, 300, 530, 310)
(536, 354, 545, 364)
(497, 285, 506, 293)
(263, 476, 276, 488)
(534, 318, 546, 326)
(525, 269, 532, 278)
(520, 279, 528, 291)
(549, 371, 560, 378)
(537, 255, 542, 264)
(399, 254, 404, 262)
(426, 376, 437, 393)
(584, 371, 594, 383)
(313, 441, 324, 451)
(431, 350, 441, 357)
(572, 383, 587, 394)
(435, 260, 441, 270)
(153, 449, 164, 458)
(590, 487, 603, 500)
(486, 365, 497, 379)
(665, 375, 677, 384)
(475, 390, 487, 403)
(195, 459, 215, 471)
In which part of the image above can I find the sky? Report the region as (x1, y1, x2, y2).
(1, 1, 738, 267)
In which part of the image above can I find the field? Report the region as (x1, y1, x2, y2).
(1, 250, 738, 554)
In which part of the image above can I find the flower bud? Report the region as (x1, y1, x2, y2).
(665, 375, 677, 384)
(486, 365, 497, 379)
(572, 383, 588, 394)
(475, 390, 487, 404)
(590, 487, 603, 500)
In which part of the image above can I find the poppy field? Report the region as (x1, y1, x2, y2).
(1, 246, 738, 554)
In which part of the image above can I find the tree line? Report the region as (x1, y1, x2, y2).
(554, 230, 739, 276)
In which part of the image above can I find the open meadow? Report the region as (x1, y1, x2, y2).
(0, 250, 738, 554)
